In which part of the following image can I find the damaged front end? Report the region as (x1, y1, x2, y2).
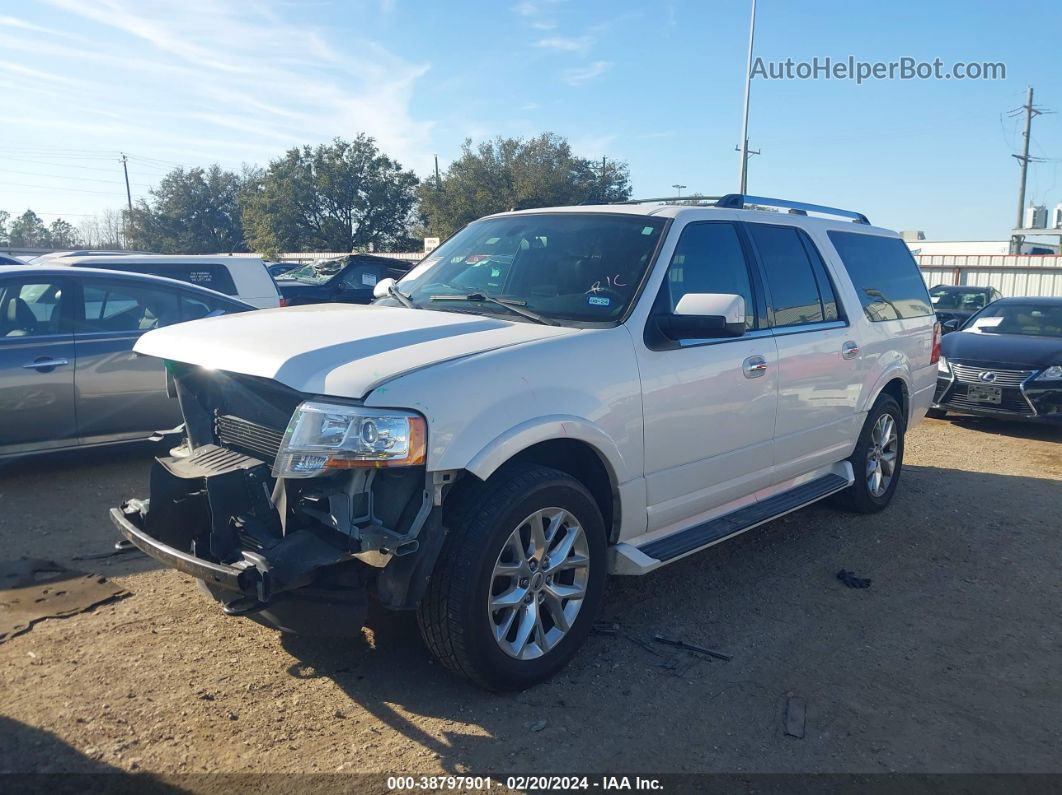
(111, 362, 452, 636)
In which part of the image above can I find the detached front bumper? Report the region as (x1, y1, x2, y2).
(112, 500, 255, 594)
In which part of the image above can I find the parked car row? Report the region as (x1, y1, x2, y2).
(0, 265, 252, 457)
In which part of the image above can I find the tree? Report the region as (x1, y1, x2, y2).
(8, 210, 49, 247)
(0, 210, 9, 246)
(47, 218, 80, 248)
(241, 135, 419, 254)
(417, 133, 632, 238)
(127, 165, 246, 253)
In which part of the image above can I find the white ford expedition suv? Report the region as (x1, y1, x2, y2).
(111, 195, 940, 690)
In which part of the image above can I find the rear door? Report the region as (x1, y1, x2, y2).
(636, 221, 779, 533)
(0, 276, 77, 455)
(744, 223, 863, 481)
(72, 275, 183, 444)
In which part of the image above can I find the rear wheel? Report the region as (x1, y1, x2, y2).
(417, 463, 606, 690)
(834, 394, 905, 514)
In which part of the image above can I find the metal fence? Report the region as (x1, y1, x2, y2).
(917, 254, 1062, 298)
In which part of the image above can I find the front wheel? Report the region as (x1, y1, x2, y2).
(417, 463, 606, 690)
(833, 394, 905, 514)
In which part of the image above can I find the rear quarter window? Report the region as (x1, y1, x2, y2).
(87, 262, 239, 296)
(827, 232, 933, 322)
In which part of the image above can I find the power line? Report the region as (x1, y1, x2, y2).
(0, 166, 151, 188)
(0, 181, 129, 196)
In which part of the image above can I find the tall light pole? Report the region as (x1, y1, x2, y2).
(672, 184, 686, 198)
(737, 0, 757, 194)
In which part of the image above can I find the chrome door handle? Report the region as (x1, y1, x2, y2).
(841, 341, 860, 360)
(23, 357, 69, 370)
(742, 355, 768, 378)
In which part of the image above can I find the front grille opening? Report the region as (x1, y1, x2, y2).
(216, 414, 286, 462)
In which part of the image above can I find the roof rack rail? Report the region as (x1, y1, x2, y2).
(716, 194, 870, 224)
(617, 196, 723, 205)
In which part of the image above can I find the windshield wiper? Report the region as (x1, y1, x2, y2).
(388, 282, 417, 309)
(429, 293, 559, 326)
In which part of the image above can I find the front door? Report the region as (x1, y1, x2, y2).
(0, 277, 77, 455)
(635, 221, 779, 533)
(72, 276, 183, 444)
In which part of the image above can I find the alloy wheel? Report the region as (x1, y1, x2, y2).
(488, 507, 590, 660)
(866, 413, 898, 497)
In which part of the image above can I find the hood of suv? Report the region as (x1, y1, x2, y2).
(135, 303, 577, 397)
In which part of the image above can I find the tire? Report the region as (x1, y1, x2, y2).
(417, 463, 607, 691)
(833, 394, 905, 514)
(925, 406, 947, 420)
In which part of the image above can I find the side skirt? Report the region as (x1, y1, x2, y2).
(610, 464, 853, 575)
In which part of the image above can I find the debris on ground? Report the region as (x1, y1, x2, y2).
(652, 633, 732, 661)
(836, 569, 872, 589)
(529, 720, 547, 732)
(0, 559, 130, 643)
(592, 621, 620, 636)
(784, 696, 807, 738)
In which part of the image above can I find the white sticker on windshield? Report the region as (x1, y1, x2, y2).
(970, 316, 1004, 330)
(588, 295, 610, 307)
(362, 272, 377, 286)
(931, 296, 940, 304)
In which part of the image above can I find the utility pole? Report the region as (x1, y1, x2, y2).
(434, 154, 441, 188)
(737, 0, 757, 194)
(672, 184, 686, 198)
(119, 153, 133, 213)
(1009, 87, 1047, 253)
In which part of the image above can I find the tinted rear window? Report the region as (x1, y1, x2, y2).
(86, 262, 238, 295)
(827, 232, 933, 321)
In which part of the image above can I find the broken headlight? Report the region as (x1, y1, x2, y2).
(272, 401, 426, 478)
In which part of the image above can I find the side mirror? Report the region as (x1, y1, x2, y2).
(373, 277, 396, 300)
(942, 318, 960, 333)
(658, 293, 746, 340)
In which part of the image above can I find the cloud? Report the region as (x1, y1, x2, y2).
(560, 60, 613, 86)
(535, 35, 592, 53)
(24, 0, 434, 170)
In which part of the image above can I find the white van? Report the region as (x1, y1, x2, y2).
(51, 255, 282, 309)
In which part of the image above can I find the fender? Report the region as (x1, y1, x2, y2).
(861, 359, 911, 415)
(463, 414, 631, 485)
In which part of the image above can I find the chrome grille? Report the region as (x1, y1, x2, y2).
(942, 387, 1033, 415)
(950, 364, 1033, 387)
(215, 414, 286, 462)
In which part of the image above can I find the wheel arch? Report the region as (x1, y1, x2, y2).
(462, 419, 626, 543)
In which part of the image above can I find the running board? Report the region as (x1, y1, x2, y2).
(617, 472, 850, 571)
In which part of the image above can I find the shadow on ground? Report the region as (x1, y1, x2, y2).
(278, 464, 1062, 774)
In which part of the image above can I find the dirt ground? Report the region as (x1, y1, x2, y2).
(1, 416, 1060, 780)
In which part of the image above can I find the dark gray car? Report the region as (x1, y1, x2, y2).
(0, 265, 252, 458)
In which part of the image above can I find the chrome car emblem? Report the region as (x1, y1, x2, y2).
(978, 371, 997, 383)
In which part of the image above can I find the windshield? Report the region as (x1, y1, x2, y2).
(276, 258, 344, 284)
(395, 213, 667, 323)
(962, 303, 1062, 337)
(929, 287, 989, 311)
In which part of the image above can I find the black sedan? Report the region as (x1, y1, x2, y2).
(929, 284, 1002, 332)
(930, 297, 1062, 422)
(274, 254, 410, 306)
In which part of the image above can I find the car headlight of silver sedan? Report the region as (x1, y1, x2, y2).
(272, 401, 426, 478)
(1033, 365, 1062, 381)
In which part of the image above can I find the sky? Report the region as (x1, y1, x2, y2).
(1, 0, 1060, 242)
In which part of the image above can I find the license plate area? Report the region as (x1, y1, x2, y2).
(966, 384, 1002, 404)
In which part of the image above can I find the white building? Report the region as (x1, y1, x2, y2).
(906, 240, 1058, 256)
(1024, 204, 1048, 229)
